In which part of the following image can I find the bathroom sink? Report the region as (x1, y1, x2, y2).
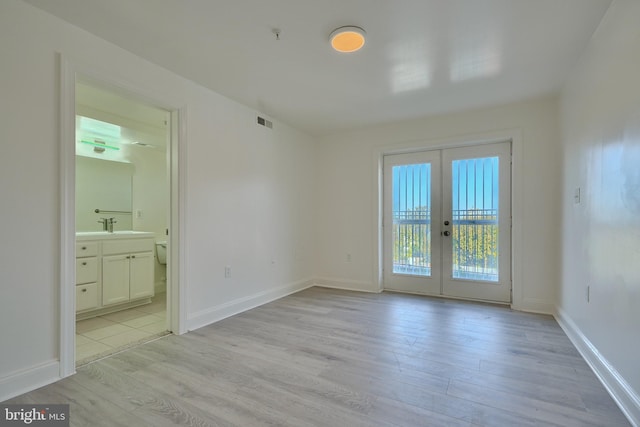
(76, 230, 155, 240)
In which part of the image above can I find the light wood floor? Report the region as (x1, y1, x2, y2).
(6, 287, 630, 426)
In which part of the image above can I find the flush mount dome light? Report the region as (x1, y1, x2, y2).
(330, 26, 366, 53)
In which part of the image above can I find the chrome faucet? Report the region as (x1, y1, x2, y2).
(98, 218, 109, 231)
(97, 217, 117, 232)
(107, 217, 117, 233)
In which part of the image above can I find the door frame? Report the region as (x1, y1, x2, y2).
(373, 129, 525, 310)
(382, 142, 511, 302)
(58, 54, 187, 378)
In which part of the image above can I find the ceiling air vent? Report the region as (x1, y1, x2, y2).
(257, 116, 273, 129)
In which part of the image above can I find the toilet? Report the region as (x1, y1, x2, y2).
(156, 241, 167, 265)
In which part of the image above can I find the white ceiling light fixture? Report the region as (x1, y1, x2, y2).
(330, 26, 366, 53)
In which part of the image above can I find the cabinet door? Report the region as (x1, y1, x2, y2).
(76, 257, 98, 285)
(102, 254, 130, 306)
(76, 283, 98, 312)
(129, 251, 155, 300)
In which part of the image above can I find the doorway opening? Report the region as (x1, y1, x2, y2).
(73, 82, 172, 365)
(383, 141, 512, 303)
(59, 56, 185, 377)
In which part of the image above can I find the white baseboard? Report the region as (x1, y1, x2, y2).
(314, 277, 381, 293)
(512, 297, 555, 315)
(555, 307, 639, 427)
(186, 278, 315, 332)
(0, 360, 60, 402)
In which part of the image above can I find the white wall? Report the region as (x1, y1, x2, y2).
(130, 146, 168, 240)
(558, 0, 640, 422)
(0, 0, 315, 400)
(314, 96, 562, 314)
(130, 146, 170, 289)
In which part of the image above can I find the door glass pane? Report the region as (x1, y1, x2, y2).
(451, 157, 499, 282)
(392, 163, 431, 276)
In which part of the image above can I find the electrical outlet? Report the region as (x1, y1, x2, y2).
(224, 266, 231, 278)
(346, 253, 352, 263)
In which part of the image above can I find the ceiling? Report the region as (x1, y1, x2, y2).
(24, 0, 612, 136)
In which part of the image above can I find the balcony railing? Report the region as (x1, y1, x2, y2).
(392, 208, 499, 281)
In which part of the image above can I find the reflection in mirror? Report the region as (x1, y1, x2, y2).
(76, 156, 133, 231)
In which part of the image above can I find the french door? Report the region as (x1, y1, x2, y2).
(383, 142, 511, 303)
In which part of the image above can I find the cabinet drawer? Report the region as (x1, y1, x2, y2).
(76, 257, 98, 284)
(76, 283, 98, 312)
(102, 238, 154, 255)
(76, 241, 99, 257)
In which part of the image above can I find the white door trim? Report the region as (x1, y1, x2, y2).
(58, 54, 187, 379)
(59, 54, 76, 378)
(372, 128, 524, 309)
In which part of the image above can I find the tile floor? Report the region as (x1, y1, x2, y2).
(75, 293, 168, 365)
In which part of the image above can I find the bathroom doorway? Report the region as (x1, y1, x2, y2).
(73, 81, 172, 365)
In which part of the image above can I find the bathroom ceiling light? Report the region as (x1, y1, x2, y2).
(80, 139, 120, 150)
(78, 116, 121, 142)
(330, 26, 366, 53)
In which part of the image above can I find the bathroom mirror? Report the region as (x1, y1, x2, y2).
(76, 156, 133, 231)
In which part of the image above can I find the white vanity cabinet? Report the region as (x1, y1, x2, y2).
(76, 232, 155, 317)
(75, 241, 99, 312)
(102, 238, 155, 306)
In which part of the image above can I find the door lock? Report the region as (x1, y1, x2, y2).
(443, 220, 451, 236)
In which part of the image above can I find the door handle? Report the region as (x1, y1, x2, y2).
(443, 230, 451, 237)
